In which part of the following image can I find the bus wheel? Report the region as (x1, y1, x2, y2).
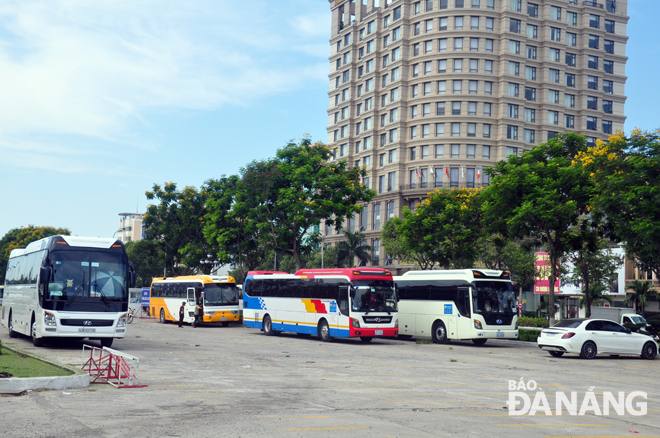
(472, 338, 487, 346)
(360, 337, 373, 343)
(318, 320, 332, 342)
(100, 338, 113, 348)
(8, 311, 17, 338)
(160, 309, 167, 324)
(431, 321, 449, 344)
(263, 315, 276, 336)
(31, 318, 44, 347)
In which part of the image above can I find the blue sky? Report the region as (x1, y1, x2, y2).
(0, 0, 658, 239)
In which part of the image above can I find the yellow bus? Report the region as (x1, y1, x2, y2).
(150, 275, 241, 326)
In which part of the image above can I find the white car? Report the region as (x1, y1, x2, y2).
(537, 318, 658, 360)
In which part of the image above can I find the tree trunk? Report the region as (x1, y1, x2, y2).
(584, 278, 591, 318)
(548, 254, 558, 327)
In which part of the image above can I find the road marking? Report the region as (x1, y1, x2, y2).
(258, 416, 332, 420)
(497, 424, 611, 427)
(287, 427, 368, 431)
(150, 384, 205, 387)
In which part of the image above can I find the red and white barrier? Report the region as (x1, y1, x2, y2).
(81, 345, 147, 388)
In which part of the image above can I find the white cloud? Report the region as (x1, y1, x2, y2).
(0, 0, 330, 171)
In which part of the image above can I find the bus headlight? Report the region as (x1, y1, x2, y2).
(117, 314, 128, 327)
(351, 318, 360, 328)
(474, 319, 483, 330)
(44, 312, 56, 327)
(394, 318, 399, 328)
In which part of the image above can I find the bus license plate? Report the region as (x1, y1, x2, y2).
(220, 317, 227, 321)
(497, 332, 504, 337)
(375, 330, 383, 336)
(78, 328, 96, 333)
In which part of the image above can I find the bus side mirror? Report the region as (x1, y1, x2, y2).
(128, 262, 136, 288)
(40, 266, 51, 285)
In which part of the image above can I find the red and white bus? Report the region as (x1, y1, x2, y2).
(242, 268, 398, 342)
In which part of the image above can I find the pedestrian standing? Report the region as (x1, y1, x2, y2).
(178, 301, 186, 328)
(193, 302, 200, 328)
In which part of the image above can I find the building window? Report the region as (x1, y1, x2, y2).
(373, 204, 381, 230)
(603, 80, 613, 94)
(467, 144, 476, 158)
(605, 19, 615, 34)
(484, 81, 492, 95)
(483, 145, 490, 159)
(451, 122, 461, 137)
(485, 39, 493, 52)
(509, 40, 520, 55)
(454, 59, 463, 73)
(470, 58, 479, 73)
(589, 14, 600, 29)
(486, 17, 494, 31)
(567, 33, 577, 47)
(527, 24, 538, 39)
(565, 73, 575, 88)
(455, 17, 464, 30)
(453, 80, 462, 94)
(549, 90, 559, 104)
(451, 144, 460, 158)
(452, 101, 461, 115)
(507, 146, 518, 157)
(437, 102, 446, 115)
(550, 27, 561, 42)
(468, 101, 477, 115)
(548, 110, 559, 125)
(507, 125, 518, 140)
(438, 80, 447, 94)
(565, 94, 575, 108)
(436, 123, 445, 136)
(604, 60, 614, 74)
(508, 82, 519, 97)
(511, 0, 521, 12)
(510, 18, 521, 33)
(567, 12, 577, 26)
(508, 104, 519, 119)
(524, 108, 535, 123)
(483, 102, 491, 116)
(467, 123, 476, 137)
(483, 124, 491, 138)
(469, 80, 478, 94)
(524, 129, 535, 144)
(589, 35, 599, 49)
(526, 66, 536, 81)
(551, 6, 561, 20)
(604, 40, 614, 54)
(602, 120, 613, 134)
(485, 60, 492, 74)
(549, 69, 560, 83)
(439, 17, 448, 31)
(471, 16, 479, 30)
(603, 100, 613, 114)
(588, 76, 599, 90)
(587, 116, 598, 131)
(587, 96, 598, 110)
(439, 38, 448, 52)
(525, 87, 536, 102)
(564, 115, 574, 129)
(528, 3, 538, 17)
(435, 144, 444, 158)
(454, 37, 463, 51)
(588, 56, 599, 70)
(566, 53, 576, 67)
(526, 45, 537, 60)
(410, 126, 417, 140)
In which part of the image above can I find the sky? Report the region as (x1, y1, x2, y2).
(0, 0, 659, 240)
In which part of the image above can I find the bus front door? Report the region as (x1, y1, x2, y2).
(456, 287, 474, 339)
(336, 285, 350, 335)
(186, 287, 196, 322)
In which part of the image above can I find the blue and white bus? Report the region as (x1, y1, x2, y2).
(1, 236, 135, 347)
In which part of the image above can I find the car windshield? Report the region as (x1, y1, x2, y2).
(47, 250, 128, 302)
(630, 316, 647, 324)
(351, 280, 397, 312)
(552, 319, 584, 328)
(472, 281, 515, 316)
(204, 283, 239, 306)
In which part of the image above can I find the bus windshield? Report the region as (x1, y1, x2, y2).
(47, 251, 128, 302)
(351, 279, 397, 313)
(204, 283, 239, 306)
(472, 281, 515, 317)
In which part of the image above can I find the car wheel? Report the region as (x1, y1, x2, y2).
(549, 351, 564, 358)
(431, 321, 449, 344)
(318, 320, 332, 342)
(32, 319, 44, 347)
(263, 315, 275, 336)
(472, 338, 487, 346)
(8, 311, 17, 338)
(360, 337, 373, 343)
(160, 308, 166, 324)
(100, 338, 113, 348)
(641, 342, 657, 360)
(580, 341, 597, 359)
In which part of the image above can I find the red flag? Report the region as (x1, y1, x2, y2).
(445, 166, 449, 177)
(477, 166, 481, 179)
(415, 167, 422, 179)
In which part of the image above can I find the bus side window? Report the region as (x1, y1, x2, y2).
(338, 286, 349, 315)
(456, 288, 470, 317)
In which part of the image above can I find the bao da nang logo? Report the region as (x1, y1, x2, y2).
(507, 379, 647, 416)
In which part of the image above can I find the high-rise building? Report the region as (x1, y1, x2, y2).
(325, 0, 628, 269)
(118, 213, 144, 243)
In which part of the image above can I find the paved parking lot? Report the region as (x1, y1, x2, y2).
(1, 318, 659, 438)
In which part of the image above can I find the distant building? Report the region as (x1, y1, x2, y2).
(118, 213, 144, 243)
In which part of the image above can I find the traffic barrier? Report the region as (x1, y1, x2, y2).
(81, 345, 147, 388)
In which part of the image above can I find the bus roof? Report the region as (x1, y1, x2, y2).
(295, 268, 393, 280)
(246, 271, 289, 276)
(10, 235, 124, 258)
(397, 269, 510, 281)
(151, 275, 236, 284)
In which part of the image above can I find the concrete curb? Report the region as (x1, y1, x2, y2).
(0, 344, 89, 392)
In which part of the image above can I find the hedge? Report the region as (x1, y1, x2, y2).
(517, 329, 541, 342)
(518, 316, 549, 328)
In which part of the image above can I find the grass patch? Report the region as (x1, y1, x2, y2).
(0, 349, 72, 378)
(517, 329, 541, 342)
(416, 339, 433, 344)
(450, 359, 457, 362)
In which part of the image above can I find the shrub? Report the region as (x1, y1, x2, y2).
(518, 329, 541, 342)
(518, 316, 549, 328)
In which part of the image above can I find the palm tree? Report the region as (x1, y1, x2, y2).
(624, 280, 660, 317)
(580, 283, 613, 309)
(335, 231, 372, 268)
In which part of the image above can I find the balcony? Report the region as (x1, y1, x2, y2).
(584, 1, 604, 9)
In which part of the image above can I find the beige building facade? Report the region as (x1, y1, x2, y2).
(118, 213, 144, 244)
(325, 0, 628, 270)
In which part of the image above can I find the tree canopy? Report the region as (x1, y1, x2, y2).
(0, 225, 71, 284)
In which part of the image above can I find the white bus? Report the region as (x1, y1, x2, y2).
(394, 269, 518, 345)
(243, 269, 398, 342)
(150, 275, 241, 326)
(1, 236, 135, 347)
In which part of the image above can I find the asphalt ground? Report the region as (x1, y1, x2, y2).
(1, 317, 658, 438)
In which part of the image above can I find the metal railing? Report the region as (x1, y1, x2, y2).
(584, 1, 604, 8)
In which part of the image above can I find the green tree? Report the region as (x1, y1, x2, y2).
(579, 283, 614, 308)
(307, 246, 340, 269)
(624, 280, 660, 317)
(566, 236, 623, 317)
(335, 231, 372, 267)
(502, 240, 537, 306)
(381, 216, 436, 270)
(233, 136, 375, 270)
(0, 225, 71, 284)
(125, 239, 166, 287)
(144, 182, 217, 276)
(204, 175, 268, 281)
(482, 133, 593, 326)
(575, 129, 660, 281)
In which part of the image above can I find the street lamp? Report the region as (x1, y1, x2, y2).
(200, 253, 220, 275)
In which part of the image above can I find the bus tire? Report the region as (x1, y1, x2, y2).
(318, 320, 332, 342)
(431, 321, 449, 344)
(31, 317, 44, 347)
(160, 308, 167, 324)
(263, 315, 276, 336)
(360, 337, 373, 343)
(100, 338, 113, 348)
(8, 310, 17, 338)
(472, 338, 487, 346)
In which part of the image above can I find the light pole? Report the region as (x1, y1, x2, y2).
(200, 253, 220, 275)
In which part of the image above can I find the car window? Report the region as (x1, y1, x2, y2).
(585, 320, 604, 331)
(602, 321, 626, 332)
(552, 319, 583, 328)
